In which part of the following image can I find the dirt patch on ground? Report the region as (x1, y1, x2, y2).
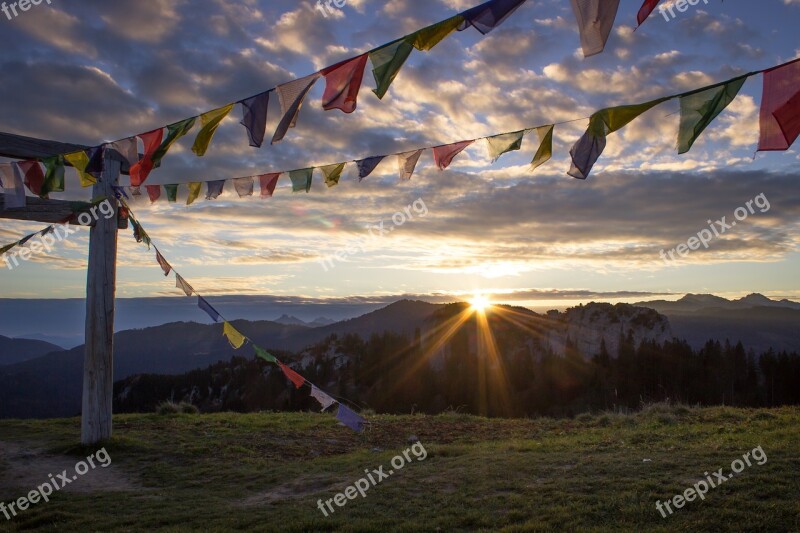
(240, 475, 343, 506)
(0, 440, 140, 494)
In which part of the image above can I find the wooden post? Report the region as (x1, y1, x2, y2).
(81, 149, 120, 445)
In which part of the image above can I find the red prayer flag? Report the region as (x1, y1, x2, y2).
(145, 185, 161, 203)
(773, 91, 800, 149)
(758, 59, 800, 152)
(130, 129, 164, 186)
(258, 173, 281, 198)
(17, 160, 45, 196)
(321, 54, 369, 114)
(637, 0, 661, 26)
(432, 140, 473, 170)
(278, 361, 306, 389)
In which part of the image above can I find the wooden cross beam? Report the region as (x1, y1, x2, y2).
(0, 194, 128, 228)
(1, 133, 124, 445)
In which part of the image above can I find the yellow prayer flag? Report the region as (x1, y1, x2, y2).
(223, 321, 246, 349)
(187, 182, 202, 205)
(192, 104, 235, 157)
(63, 151, 96, 187)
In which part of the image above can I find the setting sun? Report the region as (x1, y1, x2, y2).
(469, 294, 492, 313)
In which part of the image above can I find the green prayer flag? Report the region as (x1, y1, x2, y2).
(289, 168, 314, 193)
(590, 98, 669, 137)
(164, 184, 178, 203)
(320, 163, 346, 187)
(677, 77, 747, 154)
(410, 15, 465, 51)
(530, 125, 554, 171)
(41, 155, 65, 197)
(153, 117, 196, 165)
(192, 104, 234, 157)
(486, 130, 525, 163)
(187, 182, 202, 205)
(370, 39, 414, 100)
(254, 346, 277, 364)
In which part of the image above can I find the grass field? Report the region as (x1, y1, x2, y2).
(0, 404, 798, 532)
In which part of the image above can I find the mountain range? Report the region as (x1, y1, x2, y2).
(1, 294, 798, 419)
(634, 293, 800, 353)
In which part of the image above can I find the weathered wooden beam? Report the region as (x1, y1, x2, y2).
(81, 153, 120, 445)
(0, 194, 128, 229)
(0, 132, 89, 160)
(0, 131, 133, 174)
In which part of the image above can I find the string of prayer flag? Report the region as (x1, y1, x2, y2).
(118, 203, 367, 432)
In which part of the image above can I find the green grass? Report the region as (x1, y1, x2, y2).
(0, 405, 798, 531)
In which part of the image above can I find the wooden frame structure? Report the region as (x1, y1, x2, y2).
(1, 132, 129, 444)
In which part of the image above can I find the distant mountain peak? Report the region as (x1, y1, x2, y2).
(678, 294, 730, 305)
(273, 315, 309, 327)
(737, 293, 772, 303)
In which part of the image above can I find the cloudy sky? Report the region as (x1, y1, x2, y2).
(1, 0, 799, 310)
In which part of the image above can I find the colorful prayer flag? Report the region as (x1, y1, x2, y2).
(570, 0, 620, 57)
(758, 59, 800, 151)
(370, 39, 414, 100)
(458, 0, 527, 35)
(569, 98, 667, 179)
(272, 73, 321, 144)
(198, 296, 221, 323)
(259, 173, 281, 198)
(223, 321, 246, 349)
(63, 151, 96, 187)
(311, 386, 337, 411)
(164, 184, 179, 203)
(254, 346, 277, 364)
(678, 76, 747, 154)
(356, 156, 385, 181)
(206, 180, 226, 200)
(153, 118, 196, 165)
(240, 91, 270, 148)
(193, 105, 234, 157)
(336, 404, 366, 432)
(321, 55, 369, 114)
(176, 273, 194, 296)
(17, 161, 44, 197)
(130, 129, 164, 187)
(110, 138, 139, 167)
(397, 149, 424, 180)
(277, 361, 306, 389)
(0, 164, 25, 208)
(289, 168, 314, 193)
(187, 182, 202, 205)
(320, 163, 346, 187)
(773, 92, 800, 150)
(433, 140, 473, 170)
(233, 177, 254, 197)
(486, 130, 525, 162)
(410, 15, 464, 51)
(636, 0, 662, 26)
(530, 124, 554, 171)
(41, 155, 65, 197)
(146, 185, 162, 203)
(156, 250, 171, 276)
